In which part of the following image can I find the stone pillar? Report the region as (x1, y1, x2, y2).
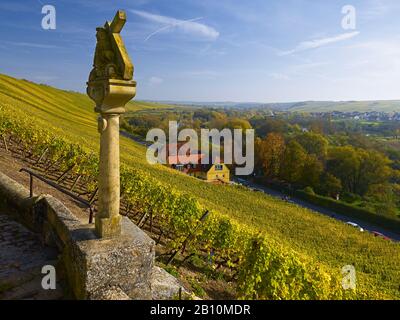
(87, 79, 136, 238)
(86, 10, 136, 238)
(96, 113, 122, 237)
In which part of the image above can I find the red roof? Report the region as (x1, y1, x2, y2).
(163, 143, 187, 156)
(163, 144, 225, 165)
(168, 153, 206, 165)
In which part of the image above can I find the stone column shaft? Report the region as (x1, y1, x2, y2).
(95, 114, 122, 237)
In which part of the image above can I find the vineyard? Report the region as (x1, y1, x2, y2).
(0, 73, 399, 299)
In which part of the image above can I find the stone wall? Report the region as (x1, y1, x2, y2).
(0, 171, 190, 300)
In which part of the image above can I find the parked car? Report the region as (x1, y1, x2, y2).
(346, 222, 364, 232)
(371, 231, 391, 241)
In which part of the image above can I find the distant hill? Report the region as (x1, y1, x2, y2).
(281, 100, 400, 112)
(149, 100, 400, 112)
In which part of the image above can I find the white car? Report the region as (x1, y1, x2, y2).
(346, 222, 364, 232)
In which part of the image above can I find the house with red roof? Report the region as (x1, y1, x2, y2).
(162, 143, 230, 183)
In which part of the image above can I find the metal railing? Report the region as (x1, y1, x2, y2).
(19, 168, 94, 223)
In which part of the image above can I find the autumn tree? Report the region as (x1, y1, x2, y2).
(294, 132, 328, 160)
(366, 184, 399, 216)
(226, 118, 252, 131)
(301, 154, 323, 189)
(254, 137, 264, 176)
(319, 173, 342, 196)
(257, 133, 286, 178)
(327, 146, 392, 195)
(356, 149, 392, 195)
(250, 118, 287, 137)
(280, 140, 307, 184)
(326, 146, 360, 194)
(208, 112, 228, 130)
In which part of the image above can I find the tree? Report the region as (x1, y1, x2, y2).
(226, 118, 252, 131)
(367, 183, 396, 204)
(366, 184, 398, 217)
(327, 146, 392, 195)
(320, 173, 342, 196)
(280, 140, 307, 184)
(301, 154, 323, 189)
(250, 118, 287, 137)
(392, 170, 400, 183)
(327, 146, 360, 194)
(254, 137, 264, 175)
(395, 128, 400, 139)
(294, 132, 328, 160)
(310, 120, 325, 134)
(356, 149, 392, 195)
(257, 133, 286, 178)
(208, 112, 228, 130)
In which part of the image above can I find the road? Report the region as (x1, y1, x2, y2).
(120, 130, 149, 146)
(234, 178, 400, 242)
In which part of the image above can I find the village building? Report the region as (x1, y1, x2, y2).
(164, 143, 230, 183)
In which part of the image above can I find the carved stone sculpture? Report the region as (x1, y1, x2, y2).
(87, 10, 136, 238)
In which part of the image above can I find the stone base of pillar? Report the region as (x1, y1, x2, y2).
(95, 215, 122, 238)
(61, 216, 155, 300)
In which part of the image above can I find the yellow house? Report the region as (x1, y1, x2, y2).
(163, 143, 230, 183)
(171, 163, 230, 183)
(197, 163, 230, 183)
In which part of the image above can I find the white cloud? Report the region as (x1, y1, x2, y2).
(269, 73, 290, 80)
(4, 41, 59, 49)
(280, 31, 360, 56)
(131, 10, 219, 41)
(149, 76, 164, 86)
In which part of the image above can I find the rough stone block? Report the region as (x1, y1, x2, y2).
(151, 266, 185, 300)
(95, 286, 131, 300)
(0, 171, 194, 300)
(63, 217, 155, 300)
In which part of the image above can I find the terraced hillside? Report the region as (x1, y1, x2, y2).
(0, 73, 399, 299)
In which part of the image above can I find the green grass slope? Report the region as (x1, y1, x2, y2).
(0, 73, 399, 298)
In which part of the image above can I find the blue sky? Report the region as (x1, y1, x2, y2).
(1, 0, 400, 102)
